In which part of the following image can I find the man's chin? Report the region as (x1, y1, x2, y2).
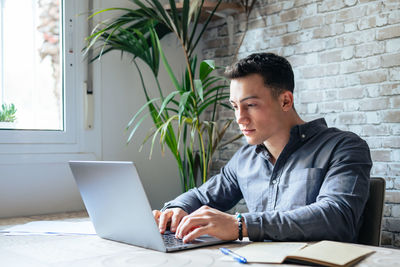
(244, 137, 259, 146)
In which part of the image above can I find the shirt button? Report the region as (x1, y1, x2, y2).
(271, 179, 277, 184)
(301, 134, 306, 139)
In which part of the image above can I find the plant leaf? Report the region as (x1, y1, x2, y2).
(194, 79, 204, 102)
(155, 34, 181, 91)
(126, 113, 150, 144)
(179, 91, 192, 120)
(181, 0, 190, 43)
(126, 98, 160, 130)
(199, 60, 215, 81)
(158, 91, 179, 117)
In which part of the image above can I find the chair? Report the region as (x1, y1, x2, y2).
(357, 177, 386, 246)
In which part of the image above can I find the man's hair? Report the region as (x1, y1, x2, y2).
(224, 53, 295, 98)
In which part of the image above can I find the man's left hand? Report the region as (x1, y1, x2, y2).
(174, 205, 242, 243)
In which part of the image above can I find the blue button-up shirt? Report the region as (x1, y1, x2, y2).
(163, 118, 372, 242)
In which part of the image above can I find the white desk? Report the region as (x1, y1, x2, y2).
(1, 212, 399, 267)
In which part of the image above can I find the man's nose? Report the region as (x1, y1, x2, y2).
(236, 108, 249, 125)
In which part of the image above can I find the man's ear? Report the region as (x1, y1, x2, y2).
(280, 91, 294, 111)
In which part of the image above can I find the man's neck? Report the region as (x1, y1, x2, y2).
(263, 114, 305, 164)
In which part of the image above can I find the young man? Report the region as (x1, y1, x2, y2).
(153, 53, 372, 243)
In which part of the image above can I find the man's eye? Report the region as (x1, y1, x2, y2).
(247, 103, 256, 107)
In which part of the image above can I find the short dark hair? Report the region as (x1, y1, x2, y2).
(224, 53, 295, 98)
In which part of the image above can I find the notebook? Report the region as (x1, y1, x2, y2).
(225, 240, 374, 267)
(68, 161, 227, 252)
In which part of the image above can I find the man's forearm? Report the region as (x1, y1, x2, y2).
(243, 197, 363, 242)
(162, 173, 243, 214)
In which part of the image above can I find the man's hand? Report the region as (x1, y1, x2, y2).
(152, 208, 188, 234)
(175, 205, 246, 243)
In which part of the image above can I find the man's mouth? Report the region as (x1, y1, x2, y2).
(241, 129, 255, 135)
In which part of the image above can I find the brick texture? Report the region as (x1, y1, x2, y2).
(202, 0, 400, 247)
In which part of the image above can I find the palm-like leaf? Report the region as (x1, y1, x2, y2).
(136, 56, 233, 185)
(85, 0, 240, 192)
(84, 7, 171, 76)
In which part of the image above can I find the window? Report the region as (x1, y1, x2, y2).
(0, 0, 82, 145)
(0, 0, 63, 131)
(0, 0, 100, 218)
(0, 0, 100, 150)
(0, 0, 100, 154)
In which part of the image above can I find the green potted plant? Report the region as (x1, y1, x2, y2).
(84, 0, 242, 192)
(0, 103, 17, 128)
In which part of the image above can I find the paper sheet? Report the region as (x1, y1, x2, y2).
(1, 220, 96, 236)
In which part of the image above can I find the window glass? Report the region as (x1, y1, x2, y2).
(0, 0, 63, 130)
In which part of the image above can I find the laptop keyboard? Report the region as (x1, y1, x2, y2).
(162, 232, 187, 248)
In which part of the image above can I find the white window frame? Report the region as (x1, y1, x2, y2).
(0, 0, 101, 218)
(0, 0, 99, 155)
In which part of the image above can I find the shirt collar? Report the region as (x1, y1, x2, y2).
(255, 144, 271, 160)
(292, 118, 327, 142)
(255, 118, 328, 158)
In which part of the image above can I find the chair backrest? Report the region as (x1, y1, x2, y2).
(357, 177, 386, 246)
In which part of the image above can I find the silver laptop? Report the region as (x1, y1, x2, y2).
(69, 161, 227, 252)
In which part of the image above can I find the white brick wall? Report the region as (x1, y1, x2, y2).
(202, 0, 400, 247)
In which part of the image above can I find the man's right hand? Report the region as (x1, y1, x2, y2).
(152, 208, 188, 234)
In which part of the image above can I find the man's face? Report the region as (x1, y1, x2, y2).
(229, 74, 285, 145)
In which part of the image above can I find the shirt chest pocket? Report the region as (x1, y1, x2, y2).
(276, 168, 324, 211)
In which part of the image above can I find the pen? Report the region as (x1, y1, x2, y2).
(219, 247, 247, 264)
